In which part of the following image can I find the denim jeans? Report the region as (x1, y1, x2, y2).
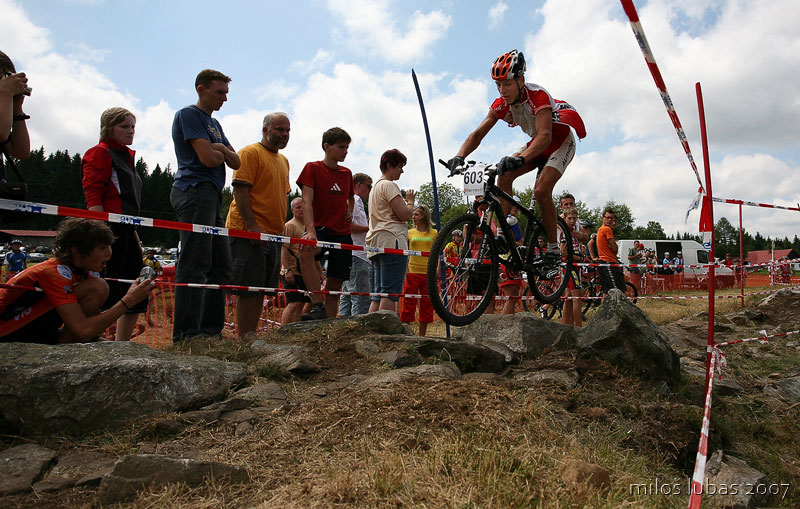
(170, 183, 232, 340)
(369, 252, 408, 302)
(338, 256, 371, 316)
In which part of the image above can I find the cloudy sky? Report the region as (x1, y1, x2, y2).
(2, 0, 798, 238)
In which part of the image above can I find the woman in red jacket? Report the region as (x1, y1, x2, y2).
(81, 107, 146, 341)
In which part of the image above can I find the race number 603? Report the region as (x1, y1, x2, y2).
(463, 168, 484, 197)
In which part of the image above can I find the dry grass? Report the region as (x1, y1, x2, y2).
(2, 286, 798, 508)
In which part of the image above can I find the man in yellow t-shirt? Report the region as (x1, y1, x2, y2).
(225, 112, 291, 337)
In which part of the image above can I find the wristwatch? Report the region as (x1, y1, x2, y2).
(280, 268, 291, 276)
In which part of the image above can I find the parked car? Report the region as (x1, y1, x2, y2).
(28, 252, 48, 262)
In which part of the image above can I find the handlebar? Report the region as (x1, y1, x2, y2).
(438, 158, 498, 178)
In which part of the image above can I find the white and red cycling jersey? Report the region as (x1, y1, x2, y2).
(490, 83, 586, 158)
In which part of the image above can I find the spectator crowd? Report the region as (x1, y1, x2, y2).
(2, 49, 784, 345)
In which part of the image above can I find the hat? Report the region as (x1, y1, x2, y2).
(677, 251, 682, 254)
(664, 251, 670, 255)
(11, 239, 22, 244)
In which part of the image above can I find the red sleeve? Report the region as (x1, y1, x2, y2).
(81, 145, 112, 209)
(528, 89, 553, 115)
(490, 97, 509, 120)
(295, 161, 317, 190)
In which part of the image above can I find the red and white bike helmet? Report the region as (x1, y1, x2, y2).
(491, 49, 526, 81)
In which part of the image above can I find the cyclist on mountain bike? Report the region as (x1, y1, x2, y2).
(447, 49, 586, 274)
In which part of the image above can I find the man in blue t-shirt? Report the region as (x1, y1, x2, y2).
(170, 69, 241, 342)
(3, 239, 27, 281)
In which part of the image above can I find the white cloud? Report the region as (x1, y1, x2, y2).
(64, 42, 110, 63)
(519, 0, 800, 238)
(226, 63, 487, 194)
(255, 79, 299, 106)
(0, 0, 51, 61)
(326, 0, 451, 64)
(289, 49, 334, 75)
(488, 2, 509, 30)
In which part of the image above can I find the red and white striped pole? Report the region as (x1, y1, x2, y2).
(738, 203, 745, 307)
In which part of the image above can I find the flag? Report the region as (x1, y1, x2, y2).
(685, 187, 702, 224)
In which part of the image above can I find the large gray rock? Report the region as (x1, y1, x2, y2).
(704, 450, 769, 508)
(0, 342, 247, 435)
(513, 368, 580, 389)
(97, 454, 249, 505)
(405, 337, 508, 373)
(764, 376, 800, 402)
(357, 336, 508, 374)
(376, 350, 420, 368)
(360, 362, 462, 387)
(279, 310, 411, 335)
(452, 312, 577, 359)
(0, 443, 57, 495)
(254, 348, 319, 374)
(577, 289, 680, 386)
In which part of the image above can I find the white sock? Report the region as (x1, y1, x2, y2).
(547, 242, 559, 253)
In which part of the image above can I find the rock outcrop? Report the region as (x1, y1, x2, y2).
(0, 342, 247, 435)
(577, 289, 680, 386)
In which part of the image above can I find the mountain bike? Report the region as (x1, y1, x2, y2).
(426, 160, 573, 326)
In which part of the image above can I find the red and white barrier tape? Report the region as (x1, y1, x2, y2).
(716, 329, 800, 348)
(687, 328, 799, 508)
(620, 0, 704, 192)
(688, 346, 722, 508)
(0, 198, 427, 259)
(3, 198, 795, 274)
(712, 197, 800, 213)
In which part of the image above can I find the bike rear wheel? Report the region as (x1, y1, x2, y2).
(521, 285, 557, 319)
(427, 213, 499, 326)
(582, 283, 598, 320)
(527, 216, 573, 304)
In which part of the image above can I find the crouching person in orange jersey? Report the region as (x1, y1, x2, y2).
(0, 218, 155, 344)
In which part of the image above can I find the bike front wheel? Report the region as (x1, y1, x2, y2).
(527, 216, 573, 304)
(427, 213, 499, 326)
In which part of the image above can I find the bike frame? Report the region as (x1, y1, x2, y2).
(468, 166, 545, 272)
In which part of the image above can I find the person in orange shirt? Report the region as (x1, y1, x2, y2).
(596, 208, 625, 294)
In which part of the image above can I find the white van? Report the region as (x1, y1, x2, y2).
(617, 239, 736, 288)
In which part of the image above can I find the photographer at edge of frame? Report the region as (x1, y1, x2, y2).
(0, 50, 31, 164)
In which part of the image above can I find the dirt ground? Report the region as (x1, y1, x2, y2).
(2, 289, 799, 508)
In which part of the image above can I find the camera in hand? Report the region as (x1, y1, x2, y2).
(139, 265, 157, 281)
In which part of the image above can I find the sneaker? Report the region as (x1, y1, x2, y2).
(301, 302, 327, 321)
